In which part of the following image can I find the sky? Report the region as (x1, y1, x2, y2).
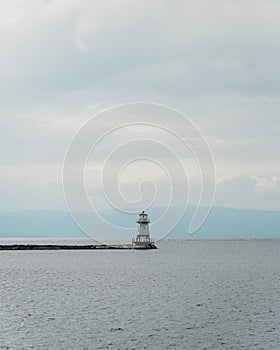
(0, 0, 280, 217)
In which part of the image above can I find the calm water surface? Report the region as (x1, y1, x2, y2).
(0, 239, 279, 349)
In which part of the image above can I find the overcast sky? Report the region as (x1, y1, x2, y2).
(0, 0, 280, 213)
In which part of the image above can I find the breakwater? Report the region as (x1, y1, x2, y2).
(0, 243, 157, 250)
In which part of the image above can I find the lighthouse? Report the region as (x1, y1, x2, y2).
(132, 211, 155, 247)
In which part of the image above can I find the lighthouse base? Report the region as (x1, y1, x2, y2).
(132, 242, 157, 249)
(132, 237, 157, 249)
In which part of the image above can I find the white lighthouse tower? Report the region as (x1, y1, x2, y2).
(132, 211, 155, 247)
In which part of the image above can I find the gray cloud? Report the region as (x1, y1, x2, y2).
(1, 1, 280, 102)
(0, 0, 279, 212)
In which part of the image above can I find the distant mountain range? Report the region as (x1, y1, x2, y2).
(0, 206, 279, 238)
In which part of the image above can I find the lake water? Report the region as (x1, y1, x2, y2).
(0, 238, 279, 349)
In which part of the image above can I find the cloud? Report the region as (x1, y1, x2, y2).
(0, 1, 279, 212)
(1, 0, 280, 105)
(253, 175, 280, 193)
(0, 163, 64, 211)
(216, 175, 280, 210)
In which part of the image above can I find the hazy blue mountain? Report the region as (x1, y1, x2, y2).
(180, 206, 280, 237)
(0, 207, 279, 238)
(0, 211, 85, 238)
